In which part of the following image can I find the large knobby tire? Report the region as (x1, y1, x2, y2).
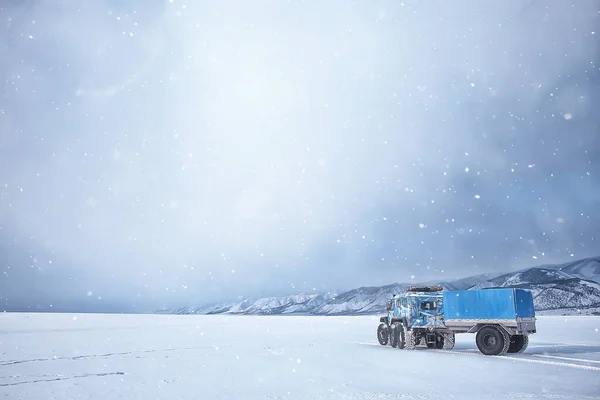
(507, 334, 529, 353)
(405, 330, 416, 350)
(391, 324, 406, 349)
(475, 325, 510, 356)
(442, 333, 456, 350)
(390, 324, 399, 348)
(518, 334, 529, 353)
(377, 323, 389, 346)
(434, 333, 445, 349)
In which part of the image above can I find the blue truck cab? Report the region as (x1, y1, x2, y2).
(385, 290, 444, 329)
(377, 286, 536, 356)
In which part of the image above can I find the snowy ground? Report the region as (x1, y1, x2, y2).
(537, 307, 600, 316)
(1, 313, 599, 400)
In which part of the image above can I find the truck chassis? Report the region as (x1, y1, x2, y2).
(378, 317, 533, 355)
(376, 287, 536, 356)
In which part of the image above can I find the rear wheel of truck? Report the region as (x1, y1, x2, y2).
(475, 325, 510, 356)
(434, 333, 455, 349)
(518, 334, 529, 353)
(377, 323, 389, 346)
(507, 334, 529, 353)
(405, 329, 416, 350)
(442, 333, 455, 350)
(431, 333, 444, 350)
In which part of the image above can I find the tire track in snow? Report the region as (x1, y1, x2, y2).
(346, 341, 600, 372)
(430, 349, 600, 372)
(0, 345, 233, 366)
(268, 392, 600, 399)
(0, 372, 125, 387)
(533, 354, 600, 365)
(386, 343, 600, 371)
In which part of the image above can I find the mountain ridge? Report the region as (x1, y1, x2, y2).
(156, 256, 600, 316)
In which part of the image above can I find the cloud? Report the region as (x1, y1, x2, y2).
(1, 0, 599, 310)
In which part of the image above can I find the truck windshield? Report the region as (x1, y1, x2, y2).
(420, 301, 437, 310)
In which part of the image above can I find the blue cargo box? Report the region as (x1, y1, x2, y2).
(442, 288, 535, 320)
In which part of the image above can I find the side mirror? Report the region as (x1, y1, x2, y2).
(386, 301, 392, 311)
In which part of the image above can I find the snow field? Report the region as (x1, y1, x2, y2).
(1, 313, 599, 399)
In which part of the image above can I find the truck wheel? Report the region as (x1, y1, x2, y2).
(475, 325, 510, 356)
(405, 329, 416, 350)
(391, 324, 406, 350)
(432, 333, 446, 350)
(434, 333, 445, 349)
(377, 323, 389, 346)
(507, 334, 529, 353)
(435, 333, 454, 349)
(518, 334, 529, 353)
(442, 333, 455, 350)
(390, 324, 399, 348)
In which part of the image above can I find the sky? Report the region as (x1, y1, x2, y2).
(1, 0, 599, 313)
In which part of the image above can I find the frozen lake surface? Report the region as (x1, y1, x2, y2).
(1, 313, 599, 399)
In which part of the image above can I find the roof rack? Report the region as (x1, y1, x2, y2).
(404, 285, 443, 293)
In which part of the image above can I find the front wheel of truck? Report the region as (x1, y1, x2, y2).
(475, 325, 510, 356)
(507, 334, 529, 353)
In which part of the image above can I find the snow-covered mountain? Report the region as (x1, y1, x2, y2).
(465, 263, 600, 312)
(524, 278, 600, 311)
(425, 272, 505, 291)
(158, 256, 600, 316)
(469, 267, 576, 290)
(555, 257, 600, 283)
(157, 292, 337, 315)
(309, 283, 407, 315)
